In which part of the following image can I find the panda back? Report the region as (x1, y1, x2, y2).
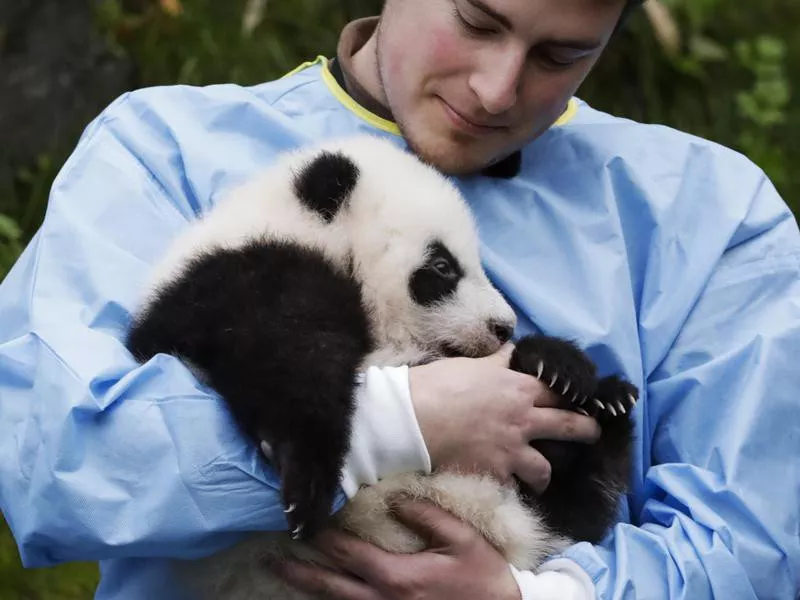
(127, 236, 374, 440)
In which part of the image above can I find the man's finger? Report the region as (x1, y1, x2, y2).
(389, 498, 475, 549)
(273, 557, 378, 600)
(528, 385, 568, 408)
(511, 446, 552, 495)
(310, 529, 398, 584)
(525, 407, 601, 443)
(479, 342, 515, 367)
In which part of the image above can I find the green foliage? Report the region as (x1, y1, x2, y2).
(734, 35, 791, 186)
(1, 517, 98, 600)
(0, 152, 66, 279)
(0, 214, 22, 281)
(95, 0, 382, 86)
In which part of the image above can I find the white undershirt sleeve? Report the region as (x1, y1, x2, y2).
(509, 559, 596, 600)
(339, 365, 432, 498)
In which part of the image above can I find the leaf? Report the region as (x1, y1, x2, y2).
(159, 0, 183, 17)
(242, 0, 268, 37)
(643, 0, 681, 55)
(689, 34, 728, 62)
(0, 214, 22, 242)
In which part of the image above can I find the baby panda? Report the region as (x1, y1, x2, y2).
(125, 134, 637, 600)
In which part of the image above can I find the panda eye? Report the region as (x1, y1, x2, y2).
(431, 257, 457, 279)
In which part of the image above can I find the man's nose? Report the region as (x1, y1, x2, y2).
(468, 49, 525, 115)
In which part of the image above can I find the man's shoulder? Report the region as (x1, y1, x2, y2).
(59, 61, 332, 218)
(90, 58, 326, 138)
(554, 98, 758, 175)
(81, 59, 329, 156)
(509, 98, 789, 266)
(518, 97, 770, 217)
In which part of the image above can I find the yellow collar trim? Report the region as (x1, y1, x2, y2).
(283, 56, 578, 135)
(554, 96, 578, 127)
(280, 55, 326, 80)
(319, 57, 401, 135)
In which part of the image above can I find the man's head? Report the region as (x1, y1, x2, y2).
(352, 0, 636, 175)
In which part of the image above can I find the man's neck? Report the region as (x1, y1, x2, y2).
(336, 18, 391, 120)
(350, 24, 388, 109)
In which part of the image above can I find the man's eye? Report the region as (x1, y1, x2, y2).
(538, 51, 579, 69)
(453, 8, 496, 36)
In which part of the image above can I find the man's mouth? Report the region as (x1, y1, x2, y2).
(438, 98, 506, 136)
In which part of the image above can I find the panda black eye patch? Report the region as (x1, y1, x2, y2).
(293, 150, 360, 223)
(409, 241, 465, 306)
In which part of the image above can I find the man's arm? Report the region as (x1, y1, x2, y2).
(551, 174, 800, 598)
(0, 93, 312, 566)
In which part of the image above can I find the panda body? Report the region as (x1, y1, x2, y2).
(126, 135, 636, 600)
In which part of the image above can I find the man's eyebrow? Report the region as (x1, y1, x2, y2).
(463, 0, 513, 29)
(461, 0, 604, 51)
(541, 38, 604, 52)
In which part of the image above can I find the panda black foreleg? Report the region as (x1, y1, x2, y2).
(126, 240, 374, 540)
(509, 335, 637, 543)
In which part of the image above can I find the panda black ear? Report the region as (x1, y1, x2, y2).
(293, 150, 360, 223)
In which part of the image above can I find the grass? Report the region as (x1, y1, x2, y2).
(0, 517, 99, 600)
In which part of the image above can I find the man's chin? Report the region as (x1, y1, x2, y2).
(402, 131, 498, 176)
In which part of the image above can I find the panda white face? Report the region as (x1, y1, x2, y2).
(407, 239, 516, 359)
(305, 135, 518, 365)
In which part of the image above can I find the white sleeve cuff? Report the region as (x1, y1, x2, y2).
(339, 365, 432, 498)
(509, 559, 595, 600)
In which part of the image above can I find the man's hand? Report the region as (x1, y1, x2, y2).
(274, 498, 522, 600)
(409, 343, 601, 494)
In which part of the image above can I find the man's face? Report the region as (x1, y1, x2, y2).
(375, 0, 626, 174)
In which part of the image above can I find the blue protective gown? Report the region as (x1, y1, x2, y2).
(0, 56, 798, 599)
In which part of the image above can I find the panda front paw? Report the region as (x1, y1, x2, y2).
(593, 375, 638, 422)
(262, 439, 340, 541)
(509, 334, 598, 412)
(510, 335, 639, 421)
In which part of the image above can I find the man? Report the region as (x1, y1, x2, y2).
(0, 0, 798, 598)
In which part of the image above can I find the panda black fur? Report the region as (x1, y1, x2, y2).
(126, 135, 637, 599)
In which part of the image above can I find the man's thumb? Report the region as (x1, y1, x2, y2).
(389, 497, 473, 548)
(480, 342, 515, 367)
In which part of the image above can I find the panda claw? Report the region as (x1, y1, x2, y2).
(284, 503, 297, 514)
(260, 440, 273, 460)
(291, 524, 304, 540)
(576, 408, 589, 416)
(616, 400, 626, 415)
(570, 391, 579, 404)
(549, 372, 558, 388)
(606, 403, 617, 417)
(593, 398, 604, 410)
(628, 393, 637, 406)
(536, 360, 544, 379)
(562, 379, 571, 395)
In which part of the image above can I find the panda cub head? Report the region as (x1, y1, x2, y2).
(288, 135, 517, 365)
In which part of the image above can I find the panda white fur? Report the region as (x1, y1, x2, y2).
(126, 134, 637, 600)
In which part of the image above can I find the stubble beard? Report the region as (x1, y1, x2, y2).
(374, 20, 488, 176)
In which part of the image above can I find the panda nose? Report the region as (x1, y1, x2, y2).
(489, 320, 514, 344)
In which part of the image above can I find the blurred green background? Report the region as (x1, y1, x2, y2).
(0, 0, 796, 597)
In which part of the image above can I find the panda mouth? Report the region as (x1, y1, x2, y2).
(440, 342, 488, 359)
(440, 343, 464, 358)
